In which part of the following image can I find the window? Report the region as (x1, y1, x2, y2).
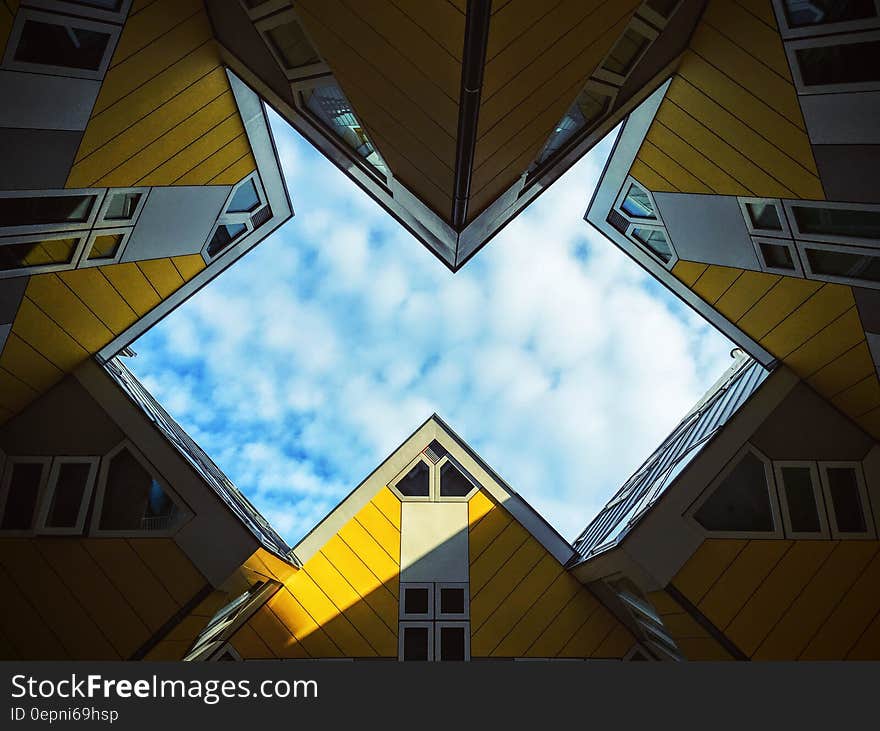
(399, 623, 433, 661)
(632, 227, 673, 263)
(226, 180, 261, 215)
(36, 457, 98, 534)
(819, 463, 873, 537)
(391, 460, 431, 499)
(791, 203, 880, 241)
(621, 184, 656, 219)
(799, 241, 880, 288)
(203, 174, 269, 261)
(612, 178, 676, 267)
(0, 234, 84, 277)
(0, 193, 96, 231)
(265, 20, 320, 70)
(94, 444, 185, 534)
(753, 236, 803, 276)
(436, 622, 469, 661)
(81, 229, 129, 267)
(0, 459, 49, 532)
(775, 462, 828, 537)
(435, 583, 469, 620)
(533, 85, 613, 167)
(600, 27, 651, 78)
(206, 223, 247, 259)
(789, 31, 880, 92)
(439, 460, 477, 498)
(782, 0, 878, 28)
(400, 583, 434, 620)
(100, 191, 143, 224)
(400, 582, 470, 661)
(738, 198, 791, 237)
(692, 448, 781, 535)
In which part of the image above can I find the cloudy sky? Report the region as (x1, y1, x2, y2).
(127, 110, 733, 545)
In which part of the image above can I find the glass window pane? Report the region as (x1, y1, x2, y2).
(402, 626, 429, 661)
(797, 39, 880, 86)
(1, 463, 43, 530)
(784, 0, 876, 28)
(632, 227, 672, 263)
(0, 237, 78, 271)
(694, 452, 775, 532)
(227, 180, 260, 214)
(439, 626, 466, 661)
(0, 194, 95, 227)
(746, 202, 782, 231)
(395, 461, 430, 497)
(760, 242, 795, 270)
(621, 185, 655, 219)
(781, 466, 820, 533)
(87, 233, 123, 261)
(805, 247, 880, 283)
(404, 587, 429, 615)
(440, 587, 465, 615)
(535, 89, 609, 165)
(14, 20, 110, 71)
(827, 467, 867, 533)
(793, 205, 880, 239)
(104, 192, 141, 221)
(99, 449, 178, 531)
(266, 21, 320, 69)
(439, 462, 474, 497)
(207, 223, 247, 258)
(45, 462, 91, 528)
(603, 28, 650, 76)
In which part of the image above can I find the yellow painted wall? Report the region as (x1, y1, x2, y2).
(645, 589, 733, 660)
(0, 537, 208, 660)
(670, 538, 880, 660)
(230, 487, 402, 659)
(468, 490, 635, 658)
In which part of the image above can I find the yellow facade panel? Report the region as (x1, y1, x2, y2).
(557, 602, 617, 658)
(672, 260, 708, 288)
(127, 538, 206, 606)
(469, 519, 530, 595)
(137, 259, 184, 299)
(808, 342, 876, 398)
(784, 308, 865, 378)
(629, 159, 679, 193)
(390, 0, 464, 59)
(736, 277, 822, 341)
(171, 254, 207, 282)
(692, 265, 743, 305)
(0, 563, 70, 660)
(832, 375, 880, 418)
(635, 139, 713, 194)
(702, 0, 791, 79)
(353, 502, 400, 565)
(855, 408, 880, 440)
(714, 269, 781, 322)
(526, 590, 599, 657)
(173, 134, 251, 186)
(0, 334, 64, 394)
(660, 611, 708, 639)
(230, 622, 276, 659)
(25, 275, 115, 352)
(336, 519, 399, 598)
(208, 152, 257, 186)
(594, 623, 635, 658)
(56, 268, 139, 336)
(0, 368, 38, 415)
(761, 284, 855, 359)
(847, 611, 880, 660)
(268, 589, 342, 658)
(674, 637, 734, 661)
(646, 589, 683, 616)
(111, 0, 204, 69)
(736, 0, 778, 28)
(469, 501, 512, 560)
(99, 262, 162, 316)
(248, 605, 309, 659)
(12, 298, 89, 372)
(468, 489, 496, 527)
(371, 487, 402, 531)
(672, 539, 747, 605)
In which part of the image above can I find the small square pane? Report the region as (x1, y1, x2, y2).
(104, 192, 141, 221)
(439, 626, 466, 661)
(746, 202, 782, 231)
(402, 626, 429, 661)
(404, 587, 429, 615)
(88, 233, 123, 261)
(440, 587, 465, 615)
(759, 242, 795, 270)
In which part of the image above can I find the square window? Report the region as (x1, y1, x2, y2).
(440, 587, 465, 615)
(401, 625, 431, 661)
(438, 625, 466, 661)
(87, 233, 124, 261)
(404, 587, 430, 616)
(746, 201, 783, 231)
(103, 192, 142, 222)
(760, 241, 795, 270)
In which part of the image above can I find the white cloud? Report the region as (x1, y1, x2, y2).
(128, 110, 733, 544)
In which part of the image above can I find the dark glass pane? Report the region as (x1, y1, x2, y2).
(227, 180, 260, 214)
(621, 185, 655, 219)
(100, 449, 177, 531)
(604, 28, 650, 76)
(827, 467, 867, 533)
(46, 462, 91, 529)
(781, 466, 820, 533)
(806, 247, 880, 283)
(1, 463, 43, 530)
(760, 242, 795, 270)
(793, 205, 880, 239)
(0, 237, 78, 271)
(440, 462, 474, 497)
(404, 587, 429, 615)
(784, 0, 875, 27)
(646, 0, 680, 16)
(440, 587, 465, 615)
(395, 461, 430, 497)
(439, 626, 465, 661)
(746, 202, 782, 231)
(77, 0, 124, 9)
(797, 40, 880, 86)
(535, 89, 609, 165)
(266, 21, 320, 69)
(0, 194, 95, 226)
(402, 627, 429, 661)
(694, 452, 775, 532)
(87, 233, 123, 261)
(207, 223, 247, 258)
(14, 21, 110, 71)
(104, 192, 141, 221)
(632, 227, 672, 263)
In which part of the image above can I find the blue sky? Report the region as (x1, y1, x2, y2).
(127, 110, 733, 544)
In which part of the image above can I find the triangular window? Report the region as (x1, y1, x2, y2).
(694, 451, 775, 532)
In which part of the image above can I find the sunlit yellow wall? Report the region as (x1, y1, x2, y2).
(230, 488, 402, 659)
(468, 490, 635, 658)
(0, 537, 208, 660)
(669, 538, 880, 660)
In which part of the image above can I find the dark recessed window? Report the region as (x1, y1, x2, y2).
(760, 241, 795, 270)
(780, 466, 821, 533)
(266, 21, 320, 70)
(395, 461, 430, 497)
(104, 192, 141, 221)
(792, 205, 880, 240)
(227, 180, 261, 214)
(646, 0, 681, 17)
(438, 626, 466, 661)
(746, 201, 783, 231)
(796, 39, 880, 86)
(1, 463, 43, 530)
(439, 462, 474, 498)
(402, 626, 430, 661)
(99, 449, 178, 531)
(784, 0, 876, 28)
(603, 28, 650, 76)
(0, 237, 79, 271)
(45, 462, 92, 529)
(535, 89, 609, 165)
(440, 587, 465, 615)
(621, 185, 656, 219)
(632, 227, 672, 263)
(77, 0, 124, 9)
(694, 452, 775, 532)
(14, 20, 111, 71)
(0, 194, 95, 227)
(207, 223, 248, 258)
(87, 233, 123, 261)
(404, 587, 430, 616)
(826, 467, 867, 533)
(805, 246, 880, 283)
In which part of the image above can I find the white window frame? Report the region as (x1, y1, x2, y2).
(2, 8, 122, 81)
(254, 8, 329, 82)
(77, 226, 133, 268)
(772, 0, 880, 40)
(398, 621, 434, 661)
(612, 176, 677, 268)
(35, 456, 99, 535)
(0, 231, 90, 280)
(0, 187, 105, 236)
(785, 29, 880, 94)
(201, 173, 268, 262)
(593, 17, 659, 87)
(0, 456, 51, 536)
(686, 443, 785, 539)
(399, 582, 434, 620)
(436, 455, 479, 502)
(26, 0, 133, 24)
(796, 239, 880, 290)
(752, 235, 804, 277)
(773, 460, 830, 539)
(783, 199, 880, 247)
(738, 197, 792, 239)
(388, 455, 434, 502)
(435, 582, 470, 620)
(94, 187, 149, 230)
(90, 440, 190, 537)
(434, 621, 471, 662)
(818, 461, 875, 539)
